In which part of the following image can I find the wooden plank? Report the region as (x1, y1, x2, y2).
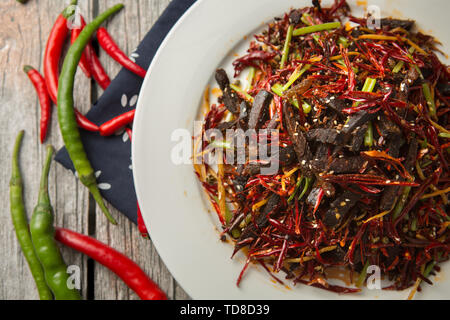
(93, 0, 189, 300)
(0, 0, 91, 299)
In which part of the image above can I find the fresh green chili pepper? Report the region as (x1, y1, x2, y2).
(10, 131, 53, 300)
(280, 25, 294, 69)
(438, 132, 450, 139)
(30, 145, 81, 300)
(57, 4, 124, 225)
(293, 22, 341, 36)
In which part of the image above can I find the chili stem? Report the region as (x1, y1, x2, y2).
(280, 25, 294, 69)
(282, 64, 312, 92)
(392, 186, 412, 220)
(422, 82, 437, 120)
(246, 67, 256, 90)
(230, 83, 254, 102)
(272, 83, 284, 97)
(356, 260, 370, 288)
(364, 121, 374, 147)
(358, 77, 376, 146)
(298, 177, 312, 200)
(293, 22, 341, 36)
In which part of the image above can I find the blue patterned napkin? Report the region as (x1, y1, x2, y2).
(55, 0, 197, 224)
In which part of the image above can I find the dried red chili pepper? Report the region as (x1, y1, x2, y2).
(23, 65, 51, 143)
(55, 228, 166, 300)
(232, 50, 276, 76)
(99, 109, 136, 136)
(97, 27, 147, 78)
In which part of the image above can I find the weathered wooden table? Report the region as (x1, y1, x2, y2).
(0, 0, 189, 300)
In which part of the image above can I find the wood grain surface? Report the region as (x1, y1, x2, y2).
(0, 0, 189, 300)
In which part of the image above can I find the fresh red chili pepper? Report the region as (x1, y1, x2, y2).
(23, 65, 51, 143)
(73, 110, 99, 132)
(55, 228, 167, 300)
(44, 3, 99, 132)
(99, 109, 136, 136)
(126, 128, 150, 239)
(85, 46, 111, 90)
(136, 204, 149, 239)
(70, 16, 92, 78)
(97, 27, 147, 78)
(44, 10, 70, 104)
(70, 15, 110, 89)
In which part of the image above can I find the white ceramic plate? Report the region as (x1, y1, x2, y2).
(133, 0, 450, 299)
